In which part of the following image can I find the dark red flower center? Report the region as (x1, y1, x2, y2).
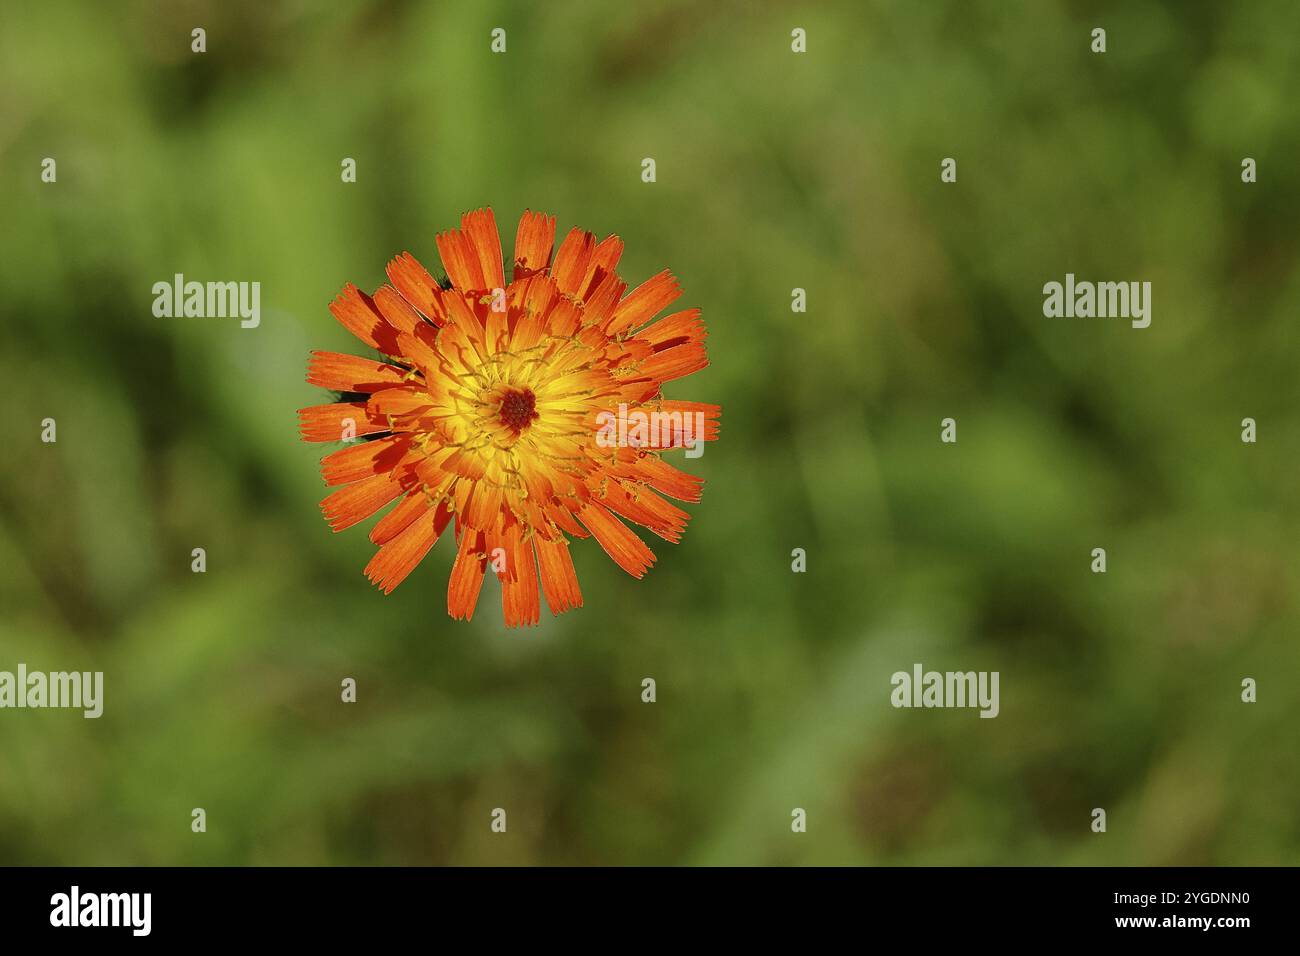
(498, 386, 539, 433)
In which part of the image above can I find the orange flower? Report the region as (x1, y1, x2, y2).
(298, 209, 719, 626)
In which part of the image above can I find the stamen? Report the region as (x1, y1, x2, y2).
(498, 386, 539, 434)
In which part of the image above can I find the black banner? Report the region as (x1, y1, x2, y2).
(0, 866, 1285, 942)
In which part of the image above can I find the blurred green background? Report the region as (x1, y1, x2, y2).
(2, 0, 1298, 865)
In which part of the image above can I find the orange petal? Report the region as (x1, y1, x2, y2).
(652, 400, 721, 442)
(544, 297, 582, 337)
(370, 491, 427, 544)
(386, 252, 448, 327)
(367, 385, 436, 427)
(607, 270, 681, 335)
(372, 284, 425, 335)
(577, 234, 624, 298)
(436, 228, 486, 292)
(461, 208, 505, 290)
(297, 402, 386, 443)
(640, 341, 708, 383)
(442, 448, 487, 482)
(467, 479, 508, 531)
(600, 482, 689, 543)
(635, 308, 706, 351)
(364, 505, 444, 594)
(535, 535, 583, 614)
(581, 271, 626, 328)
(545, 501, 589, 538)
(512, 210, 556, 278)
(329, 283, 401, 354)
(394, 329, 442, 379)
(447, 526, 487, 621)
(636, 456, 704, 502)
(577, 503, 655, 579)
(551, 228, 596, 295)
(320, 434, 413, 486)
(483, 294, 510, 355)
(500, 533, 540, 627)
(320, 473, 406, 532)
(307, 351, 410, 393)
(441, 293, 488, 362)
(630, 484, 693, 537)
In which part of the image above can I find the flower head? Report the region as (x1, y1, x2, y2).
(298, 209, 719, 626)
